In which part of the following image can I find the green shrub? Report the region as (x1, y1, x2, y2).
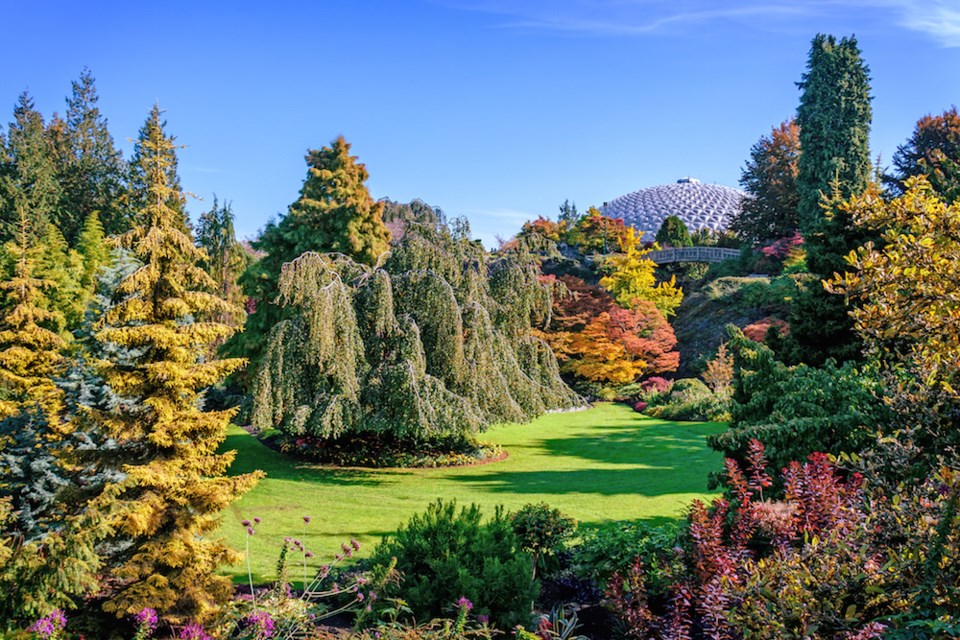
(370, 499, 537, 630)
(644, 378, 729, 421)
(572, 520, 681, 589)
(709, 330, 889, 484)
(510, 504, 577, 581)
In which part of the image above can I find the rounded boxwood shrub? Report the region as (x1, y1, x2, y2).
(370, 499, 537, 629)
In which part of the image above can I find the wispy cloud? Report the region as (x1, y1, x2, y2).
(432, 0, 960, 46)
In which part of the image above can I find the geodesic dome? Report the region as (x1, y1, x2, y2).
(601, 178, 744, 240)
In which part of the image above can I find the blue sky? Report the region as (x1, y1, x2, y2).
(2, 1, 959, 247)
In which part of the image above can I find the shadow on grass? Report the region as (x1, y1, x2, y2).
(445, 466, 712, 496)
(536, 419, 723, 466)
(223, 430, 392, 487)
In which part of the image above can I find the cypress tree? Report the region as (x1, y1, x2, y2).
(789, 35, 873, 365)
(88, 107, 262, 622)
(232, 135, 390, 370)
(795, 34, 872, 275)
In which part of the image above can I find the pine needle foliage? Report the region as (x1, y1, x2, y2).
(253, 220, 581, 451)
(87, 107, 262, 622)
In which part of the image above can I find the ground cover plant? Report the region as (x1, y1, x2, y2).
(219, 403, 724, 583)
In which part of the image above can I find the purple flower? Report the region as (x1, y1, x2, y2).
(477, 614, 490, 625)
(29, 610, 67, 639)
(303, 515, 311, 524)
(357, 592, 365, 602)
(135, 607, 159, 630)
(253, 516, 261, 524)
(456, 596, 473, 611)
(305, 550, 314, 558)
(178, 623, 212, 640)
(246, 611, 275, 638)
(246, 526, 256, 536)
(241, 519, 251, 527)
(350, 538, 361, 550)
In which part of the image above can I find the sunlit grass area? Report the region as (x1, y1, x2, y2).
(218, 403, 724, 583)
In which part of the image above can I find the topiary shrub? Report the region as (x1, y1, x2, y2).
(370, 499, 537, 630)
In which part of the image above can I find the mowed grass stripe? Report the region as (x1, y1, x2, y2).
(218, 403, 725, 583)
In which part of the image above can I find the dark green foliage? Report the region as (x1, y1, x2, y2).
(510, 503, 576, 580)
(371, 499, 537, 629)
(887, 106, 960, 203)
(732, 119, 801, 246)
(0, 93, 59, 245)
(195, 197, 251, 329)
(708, 329, 887, 483)
(791, 35, 873, 365)
(253, 220, 581, 453)
(654, 215, 692, 248)
(55, 69, 129, 240)
(796, 34, 872, 238)
(572, 520, 681, 587)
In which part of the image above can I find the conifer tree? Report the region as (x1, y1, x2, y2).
(75, 210, 110, 294)
(599, 227, 683, 317)
(195, 197, 251, 328)
(0, 93, 60, 246)
(87, 107, 261, 622)
(56, 68, 129, 239)
(128, 104, 191, 233)
(888, 107, 960, 203)
(233, 135, 390, 369)
(0, 200, 102, 620)
(790, 34, 873, 365)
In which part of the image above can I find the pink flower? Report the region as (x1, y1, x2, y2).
(241, 519, 251, 527)
(246, 526, 255, 536)
(179, 623, 212, 640)
(253, 517, 261, 524)
(303, 515, 311, 524)
(135, 608, 158, 630)
(456, 596, 473, 611)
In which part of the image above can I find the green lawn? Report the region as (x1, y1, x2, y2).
(219, 403, 725, 583)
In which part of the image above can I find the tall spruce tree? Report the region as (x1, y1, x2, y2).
(0, 93, 60, 246)
(128, 104, 191, 233)
(231, 135, 390, 371)
(56, 68, 129, 239)
(790, 35, 873, 365)
(87, 107, 261, 622)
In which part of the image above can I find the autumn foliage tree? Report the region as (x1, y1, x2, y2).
(888, 106, 960, 203)
(85, 108, 261, 622)
(731, 119, 801, 246)
(537, 275, 678, 386)
(599, 227, 683, 317)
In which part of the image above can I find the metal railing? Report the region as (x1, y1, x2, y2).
(647, 246, 741, 264)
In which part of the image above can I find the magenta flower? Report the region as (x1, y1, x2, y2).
(253, 516, 262, 524)
(477, 614, 490, 625)
(456, 597, 473, 611)
(178, 623, 212, 640)
(135, 607, 159, 630)
(246, 526, 256, 536)
(350, 538, 361, 550)
(357, 592, 365, 602)
(303, 515, 311, 523)
(241, 519, 251, 527)
(246, 611, 275, 638)
(305, 550, 314, 558)
(29, 610, 67, 639)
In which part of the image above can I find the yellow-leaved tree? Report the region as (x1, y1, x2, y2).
(88, 107, 262, 622)
(599, 227, 683, 317)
